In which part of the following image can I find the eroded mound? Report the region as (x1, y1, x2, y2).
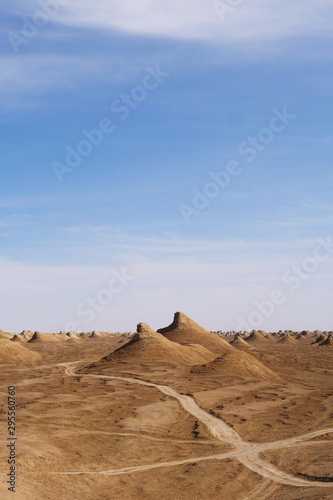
(28, 331, 60, 343)
(278, 333, 298, 344)
(0, 331, 13, 340)
(230, 337, 252, 349)
(84, 323, 216, 368)
(191, 349, 279, 381)
(245, 331, 269, 344)
(312, 334, 328, 345)
(66, 331, 81, 340)
(157, 312, 233, 354)
(0, 340, 42, 364)
(10, 334, 26, 342)
(21, 330, 34, 340)
(318, 335, 333, 347)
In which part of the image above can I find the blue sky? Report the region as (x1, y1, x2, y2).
(1, 1, 333, 333)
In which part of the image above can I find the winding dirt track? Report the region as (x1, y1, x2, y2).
(52, 362, 333, 489)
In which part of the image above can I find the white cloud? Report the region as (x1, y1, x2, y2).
(3, 1, 332, 102)
(57, 0, 333, 44)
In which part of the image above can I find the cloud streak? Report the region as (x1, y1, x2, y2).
(56, 0, 333, 45)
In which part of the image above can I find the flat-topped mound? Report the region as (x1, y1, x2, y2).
(318, 335, 333, 347)
(84, 323, 216, 368)
(278, 333, 298, 344)
(157, 312, 233, 354)
(28, 331, 60, 343)
(230, 337, 252, 349)
(245, 331, 269, 344)
(0, 340, 42, 364)
(191, 349, 279, 381)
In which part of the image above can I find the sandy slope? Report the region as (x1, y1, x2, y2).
(0, 340, 41, 363)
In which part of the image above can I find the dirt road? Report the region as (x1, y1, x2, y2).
(53, 361, 333, 489)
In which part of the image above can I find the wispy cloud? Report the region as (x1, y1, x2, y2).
(3, 0, 332, 104)
(62, 226, 328, 257)
(56, 0, 333, 45)
(0, 51, 159, 105)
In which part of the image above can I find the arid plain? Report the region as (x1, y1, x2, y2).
(0, 313, 332, 500)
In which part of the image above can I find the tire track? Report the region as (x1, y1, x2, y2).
(52, 361, 333, 489)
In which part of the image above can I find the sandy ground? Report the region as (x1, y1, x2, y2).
(0, 335, 332, 499)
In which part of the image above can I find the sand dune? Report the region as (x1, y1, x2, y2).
(157, 312, 233, 354)
(0, 339, 42, 364)
(85, 322, 216, 368)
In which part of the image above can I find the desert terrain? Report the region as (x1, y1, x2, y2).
(0, 314, 332, 499)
